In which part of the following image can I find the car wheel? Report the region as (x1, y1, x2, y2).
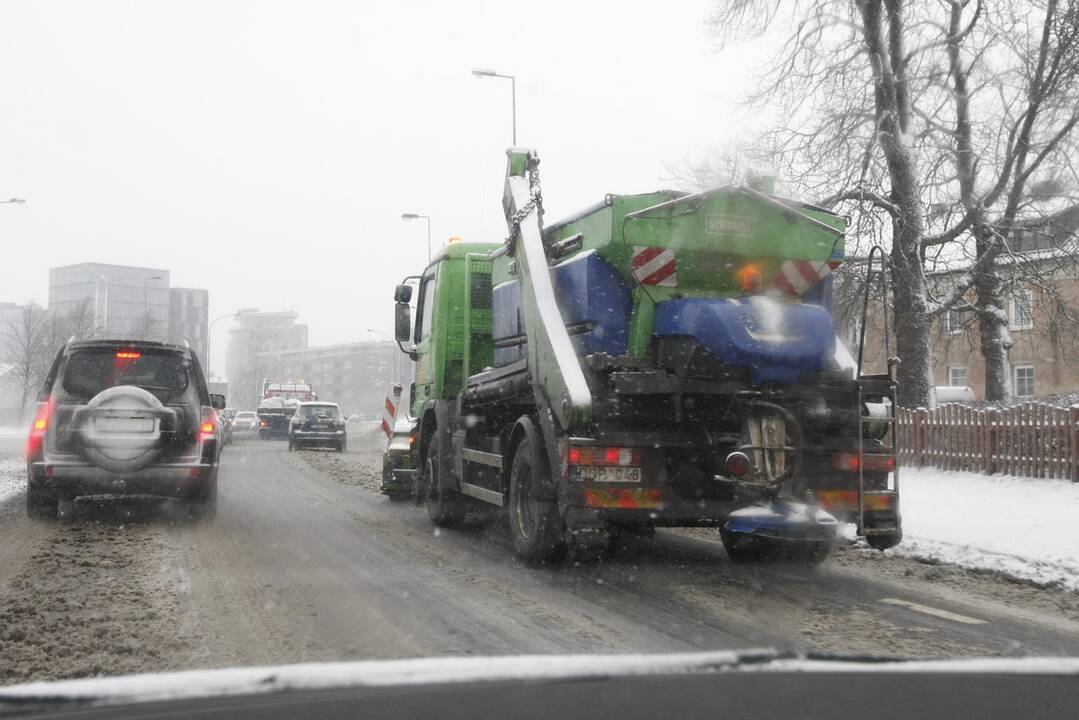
(26, 475, 57, 520)
(288, 438, 295, 452)
(508, 432, 565, 563)
(189, 475, 218, 520)
(337, 439, 347, 453)
(424, 433, 466, 527)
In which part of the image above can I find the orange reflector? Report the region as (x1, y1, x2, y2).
(201, 422, 215, 434)
(832, 453, 894, 473)
(583, 487, 663, 509)
(818, 490, 895, 512)
(33, 418, 47, 431)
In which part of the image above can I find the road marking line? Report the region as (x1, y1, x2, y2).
(879, 598, 988, 625)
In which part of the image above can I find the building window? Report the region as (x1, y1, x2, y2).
(1010, 287, 1033, 330)
(947, 366, 968, 387)
(944, 308, 968, 335)
(1013, 364, 1035, 398)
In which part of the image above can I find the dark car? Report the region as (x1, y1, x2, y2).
(288, 402, 347, 452)
(25, 339, 225, 519)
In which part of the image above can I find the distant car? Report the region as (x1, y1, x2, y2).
(288, 402, 347, 452)
(219, 408, 237, 445)
(25, 339, 224, 519)
(231, 411, 259, 438)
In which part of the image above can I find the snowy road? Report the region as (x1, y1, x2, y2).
(2, 428, 1079, 685)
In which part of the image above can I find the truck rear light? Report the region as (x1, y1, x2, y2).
(724, 451, 751, 477)
(567, 446, 640, 467)
(832, 452, 894, 473)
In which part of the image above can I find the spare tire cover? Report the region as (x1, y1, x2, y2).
(77, 386, 172, 474)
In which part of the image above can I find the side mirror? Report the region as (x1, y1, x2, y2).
(395, 302, 412, 343)
(209, 393, 226, 410)
(394, 284, 413, 303)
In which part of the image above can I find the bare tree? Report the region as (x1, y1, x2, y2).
(2, 303, 50, 423)
(709, 0, 1079, 406)
(61, 297, 97, 340)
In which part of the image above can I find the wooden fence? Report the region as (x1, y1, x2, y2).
(896, 402, 1079, 480)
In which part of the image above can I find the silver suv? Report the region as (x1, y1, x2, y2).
(288, 402, 347, 452)
(25, 339, 225, 519)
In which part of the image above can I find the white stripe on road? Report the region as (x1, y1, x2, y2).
(879, 598, 988, 625)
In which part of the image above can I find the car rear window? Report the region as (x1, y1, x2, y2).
(297, 405, 339, 418)
(60, 348, 190, 402)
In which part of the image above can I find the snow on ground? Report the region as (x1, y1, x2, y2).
(0, 426, 26, 439)
(888, 467, 1079, 591)
(0, 459, 25, 506)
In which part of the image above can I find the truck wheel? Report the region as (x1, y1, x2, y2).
(508, 434, 565, 563)
(866, 529, 902, 551)
(337, 438, 347, 453)
(425, 434, 466, 527)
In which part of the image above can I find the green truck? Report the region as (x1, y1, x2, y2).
(383, 149, 901, 563)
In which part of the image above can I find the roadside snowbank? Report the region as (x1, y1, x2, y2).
(0, 459, 25, 506)
(889, 467, 1079, 591)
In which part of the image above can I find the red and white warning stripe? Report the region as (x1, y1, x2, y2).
(381, 392, 398, 437)
(632, 246, 677, 287)
(770, 260, 841, 296)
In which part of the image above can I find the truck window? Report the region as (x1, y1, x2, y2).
(416, 273, 438, 343)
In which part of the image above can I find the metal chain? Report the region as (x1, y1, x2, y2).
(506, 161, 544, 247)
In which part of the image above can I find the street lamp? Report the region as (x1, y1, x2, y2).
(471, 68, 516, 145)
(401, 212, 432, 262)
(0, 198, 26, 205)
(206, 311, 238, 379)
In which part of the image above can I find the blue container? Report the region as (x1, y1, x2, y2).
(654, 296, 835, 385)
(492, 251, 631, 366)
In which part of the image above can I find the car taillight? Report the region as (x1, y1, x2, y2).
(567, 446, 640, 467)
(26, 400, 51, 458)
(832, 452, 894, 473)
(200, 408, 216, 440)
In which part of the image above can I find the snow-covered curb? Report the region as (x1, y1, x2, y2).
(887, 468, 1079, 591)
(2, 651, 1078, 707)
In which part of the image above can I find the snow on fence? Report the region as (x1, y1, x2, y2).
(897, 402, 1079, 481)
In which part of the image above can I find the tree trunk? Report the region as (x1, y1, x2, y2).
(890, 231, 933, 408)
(973, 229, 1012, 401)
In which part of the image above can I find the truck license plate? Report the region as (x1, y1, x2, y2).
(577, 466, 641, 483)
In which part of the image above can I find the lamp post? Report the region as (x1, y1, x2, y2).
(206, 311, 238, 380)
(471, 68, 516, 145)
(400, 212, 432, 262)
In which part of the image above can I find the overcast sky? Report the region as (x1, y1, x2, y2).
(0, 0, 773, 375)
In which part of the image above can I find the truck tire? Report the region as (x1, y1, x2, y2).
(425, 434, 466, 527)
(508, 433, 565, 563)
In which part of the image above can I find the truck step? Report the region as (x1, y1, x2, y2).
(460, 482, 504, 506)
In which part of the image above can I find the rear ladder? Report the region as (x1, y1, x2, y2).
(855, 246, 901, 541)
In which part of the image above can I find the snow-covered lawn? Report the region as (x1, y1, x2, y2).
(891, 467, 1079, 591)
